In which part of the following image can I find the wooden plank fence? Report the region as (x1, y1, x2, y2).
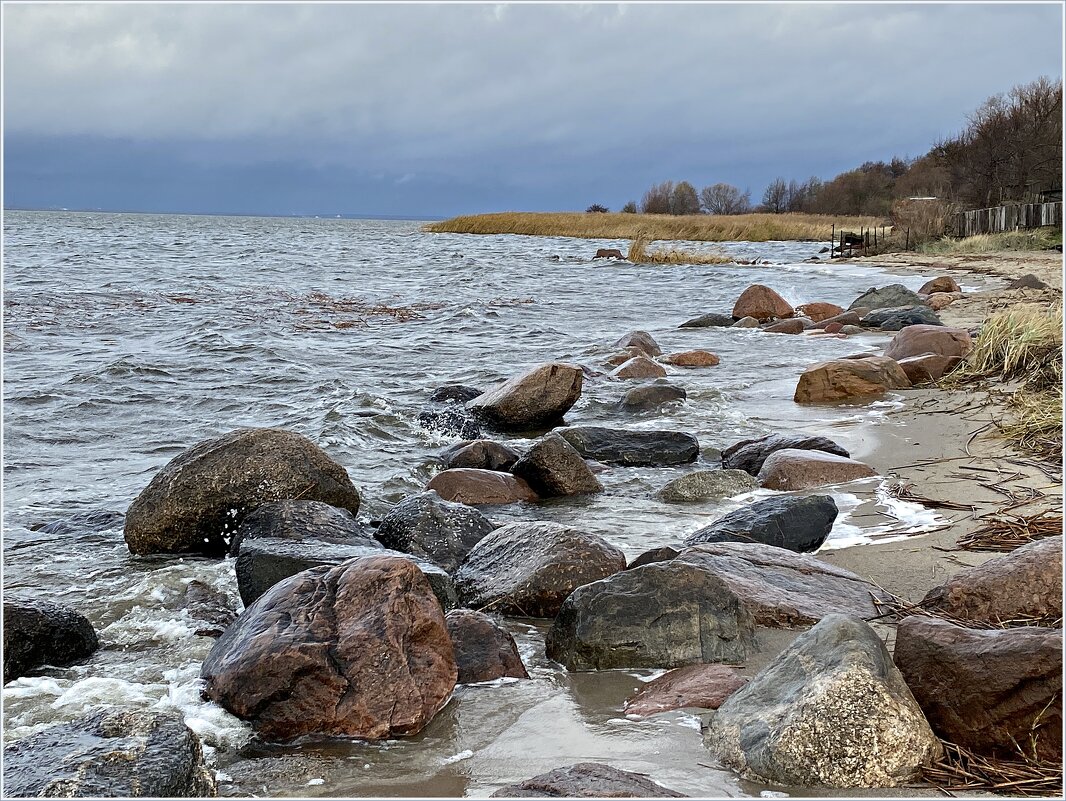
(952, 201, 1062, 237)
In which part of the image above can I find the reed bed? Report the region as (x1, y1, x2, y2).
(923, 739, 1063, 797)
(957, 511, 1063, 552)
(920, 228, 1063, 255)
(424, 211, 884, 243)
(626, 236, 733, 265)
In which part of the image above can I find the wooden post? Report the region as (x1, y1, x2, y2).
(831, 223, 835, 259)
(906, 228, 910, 251)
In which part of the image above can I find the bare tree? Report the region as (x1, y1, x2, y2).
(621, 201, 638, 214)
(700, 183, 752, 215)
(641, 181, 674, 214)
(670, 181, 701, 215)
(761, 178, 789, 213)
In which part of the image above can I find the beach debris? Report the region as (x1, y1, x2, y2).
(922, 738, 1063, 797)
(957, 511, 1062, 551)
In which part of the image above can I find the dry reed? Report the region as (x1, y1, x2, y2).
(923, 739, 1063, 797)
(920, 228, 1063, 255)
(626, 236, 733, 265)
(957, 511, 1062, 552)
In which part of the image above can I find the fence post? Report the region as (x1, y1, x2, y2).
(831, 223, 835, 259)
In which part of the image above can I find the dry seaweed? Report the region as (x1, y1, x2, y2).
(922, 739, 1064, 797)
(957, 511, 1062, 552)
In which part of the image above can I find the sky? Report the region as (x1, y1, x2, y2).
(3, 3, 1063, 218)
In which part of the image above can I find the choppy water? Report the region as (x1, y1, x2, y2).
(3, 211, 961, 797)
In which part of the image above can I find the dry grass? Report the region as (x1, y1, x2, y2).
(923, 739, 1063, 797)
(920, 228, 1063, 254)
(957, 511, 1063, 552)
(626, 236, 733, 265)
(424, 211, 884, 242)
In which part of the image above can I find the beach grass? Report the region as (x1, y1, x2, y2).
(919, 228, 1063, 255)
(424, 211, 884, 243)
(626, 236, 733, 265)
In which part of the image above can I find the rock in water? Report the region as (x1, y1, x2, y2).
(796, 302, 845, 323)
(375, 491, 495, 572)
(124, 428, 361, 556)
(426, 468, 539, 505)
(455, 522, 625, 618)
(429, 385, 484, 404)
(34, 509, 124, 536)
(417, 407, 483, 439)
(705, 614, 941, 787)
(731, 316, 760, 328)
(732, 284, 794, 321)
(661, 350, 720, 367)
(684, 494, 838, 553)
(620, 381, 687, 412)
(848, 284, 926, 311)
(757, 449, 878, 490)
(181, 580, 238, 638)
(510, 433, 603, 497)
(445, 609, 529, 684)
(894, 616, 1062, 761)
(202, 556, 457, 741)
(883, 324, 972, 361)
(2, 708, 217, 797)
(613, 330, 662, 356)
(862, 305, 942, 331)
(3, 599, 99, 683)
(492, 763, 685, 798)
(546, 562, 756, 670)
(794, 355, 910, 403)
(763, 319, 806, 334)
(721, 432, 850, 475)
(439, 440, 521, 472)
(624, 663, 748, 717)
(656, 469, 757, 502)
(558, 426, 699, 466)
(468, 363, 583, 432)
(228, 499, 377, 556)
(610, 355, 668, 379)
(679, 312, 735, 328)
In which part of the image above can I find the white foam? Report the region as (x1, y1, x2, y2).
(441, 749, 474, 765)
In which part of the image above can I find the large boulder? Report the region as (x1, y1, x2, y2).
(124, 428, 361, 556)
(546, 562, 756, 670)
(445, 609, 528, 684)
(883, 324, 973, 361)
(897, 354, 963, 383)
(558, 426, 699, 467)
(705, 615, 941, 787)
(619, 381, 687, 412)
(676, 542, 888, 627)
(657, 469, 757, 503)
(202, 556, 457, 741)
(721, 432, 849, 475)
(918, 276, 962, 294)
(468, 363, 583, 432)
(2, 709, 217, 798)
(809, 310, 861, 330)
(610, 355, 667, 380)
(624, 664, 748, 717)
(919, 536, 1062, 625)
(376, 491, 495, 572)
(228, 499, 376, 556)
(613, 330, 662, 357)
(455, 522, 625, 618)
(426, 468, 538, 505)
(794, 355, 910, 403)
(862, 305, 943, 331)
(796, 302, 845, 323)
(894, 616, 1062, 761)
(3, 599, 99, 684)
(684, 494, 838, 553)
(757, 449, 877, 490)
(439, 440, 521, 472)
(848, 284, 926, 311)
(733, 285, 794, 321)
(661, 350, 720, 367)
(679, 312, 735, 328)
(492, 763, 685, 798)
(510, 433, 603, 498)
(763, 319, 806, 335)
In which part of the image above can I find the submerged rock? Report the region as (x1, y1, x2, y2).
(624, 663, 748, 717)
(33, 509, 124, 537)
(426, 468, 539, 505)
(731, 316, 760, 328)
(684, 494, 838, 553)
(656, 469, 757, 502)
(610, 355, 667, 379)
(429, 385, 484, 404)
(558, 426, 699, 466)
(418, 407, 483, 439)
(468, 363, 583, 432)
(721, 432, 850, 475)
(679, 312, 735, 328)
(181, 580, 238, 638)
(510, 433, 603, 498)
(492, 763, 685, 798)
(3, 598, 99, 684)
(228, 499, 376, 556)
(619, 381, 687, 412)
(440, 440, 521, 472)
(445, 609, 529, 684)
(376, 491, 495, 572)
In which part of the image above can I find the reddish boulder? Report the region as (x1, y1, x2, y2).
(897, 354, 963, 383)
(200, 556, 457, 741)
(757, 449, 877, 490)
(510, 433, 603, 497)
(426, 469, 538, 505)
(883, 324, 972, 362)
(764, 318, 806, 334)
(894, 616, 1062, 760)
(661, 349, 720, 367)
(624, 664, 748, 717)
(823, 322, 844, 334)
(445, 609, 528, 684)
(611, 356, 668, 379)
(613, 330, 662, 357)
(810, 311, 862, 329)
(732, 284, 794, 322)
(796, 302, 845, 323)
(468, 363, 583, 431)
(595, 249, 624, 259)
(604, 346, 646, 367)
(440, 440, 520, 472)
(794, 356, 910, 403)
(926, 292, 961, 311)
(918, 276, 962, 295)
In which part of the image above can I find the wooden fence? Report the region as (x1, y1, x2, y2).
(951, 201, 1063, 237)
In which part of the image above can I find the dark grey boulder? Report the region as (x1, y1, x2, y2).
(235, 537, 456, 610)
(33, 509, 124, 536)
(558, 426, 699, 467)
(510, 433, 603, 497)
(445, 609, 529, 684)
(468, 363, 583, 432)
(862, 305, 942, 331)
(705, 614, 941, 787)
(848, 284, 927, 311)
(684, 494, 838, 552)
(492, 763, 685, 798)
(721, 433, 849, 476)
(418, 407, 483, 439)
(613, 330, 662, 356)
(180, 580, 238, 638)
(429, 385, 484, 404)
(439, 440, 521, 472)
(546, 561, 756, 670)
(228, 499, 377, 556)
(626, 545, 681, 569)
(679, 312, 735, 329)
(3, 599, 99, 684)
(619, 381, 687, 412)
(2, 708, 217, 797)
(375, 491, 495, 572)
(1007, 273, 1050, 290)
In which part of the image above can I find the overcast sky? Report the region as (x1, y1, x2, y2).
(3, 3, 1062, 218)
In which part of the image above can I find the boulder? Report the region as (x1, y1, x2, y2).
(445, 609, 528, 684)
(656, 469, 757, 503)
(33, 509, 124, 537)
(440, 439, 521, 472)
(1, 709, 216, 797)
(732, 316, 760, 328)
(822, 322, 844, 334)
(763, 318, 806, 335)
(468, 363, 583, 432)
(862, 305, 943, 331)
(721, 432, 850, 475)
(624, 664, 748, 717)
(626, 545, 681, 569)
(595, 248, 625, 259)
(757, 449, 878, 490)
(376, 491, 495, 572)
(661, 349, 720, 367)
(839, 324, 864, 335)
(883, 324, 972, 361)
(676, 542, 886, 627)
(426, 468, 539, 505)
(181, 580, 238, 638)
(894, 616, 1062, 760)
(809, 310, 861, 330)
(897, 354, 963, 383)
(679, 312, 735, 328)
(492, 763, 685, 798)
(619, 382, 687, 412)
(124, 428, 361, 556)
(202, 556, 457, 741)
(613, 330, 662, 357)
(1007, 273, 1050, 290)
(684, 494, 838, 553)
(732, 284, 794, 321)
(705, 615, 941, 787)
(429, 385, 484, 404)
(796, 302, 845, 323)
(455, 522, 625, 618)
(848, 284, 927, 311)
(927, 292, 961, 311)
(510, 433, 603, 498)
(558, 426, 699, 467)
(228, 499, 377, 556)
(794, 355, 910, 403)
(920, 536, 1062, 625)
(918, 276, 962, 295)
(546, 562, 756, 670)
(418, 407, 482, 439)
(3, 599, 99, 684)
(604, 346, 647, 367)
(610, 356, 667, 379)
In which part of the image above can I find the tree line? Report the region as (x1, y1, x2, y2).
(591, 77, 1062, 218)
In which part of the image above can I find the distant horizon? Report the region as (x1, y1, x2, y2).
(3, 205, 447, 223)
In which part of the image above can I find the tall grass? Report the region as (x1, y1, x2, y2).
(424, 211, 884, 243)
(919, 228, 1063, 255)
(626, 236, 733, 265)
